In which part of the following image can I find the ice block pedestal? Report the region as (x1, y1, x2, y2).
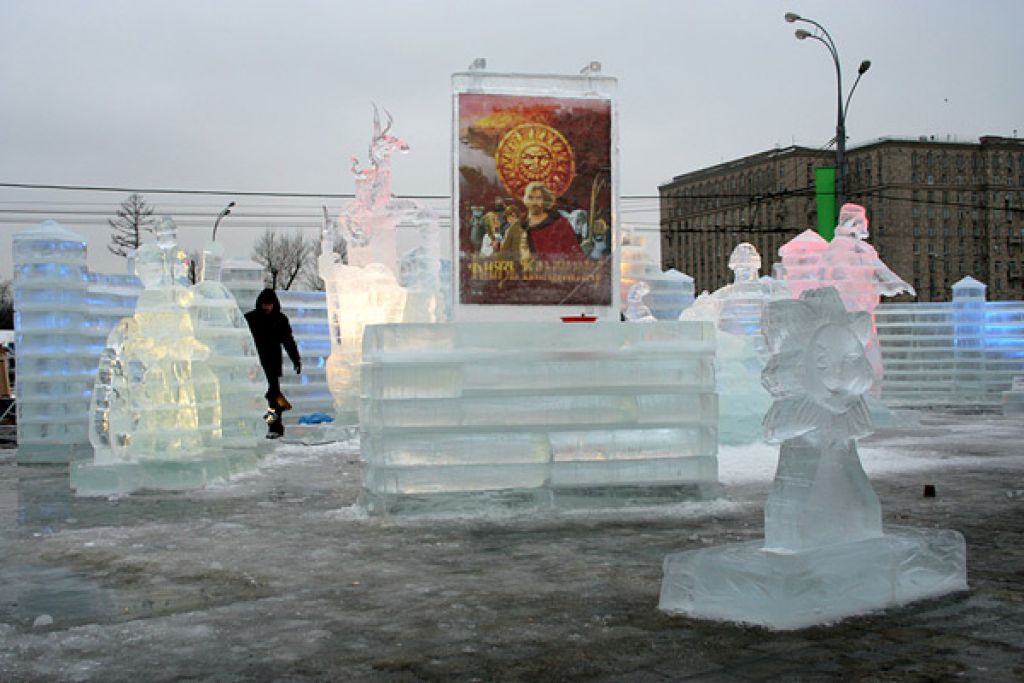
(660, 288, 966, 630)
(358, 321, 718, 514)
(660, 527, 966, 630)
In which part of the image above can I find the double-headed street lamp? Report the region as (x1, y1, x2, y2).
(785, 12, 871, 208)
(211, 201, 236, 241)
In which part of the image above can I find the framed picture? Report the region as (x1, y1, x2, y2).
(452, 78, 617, 316)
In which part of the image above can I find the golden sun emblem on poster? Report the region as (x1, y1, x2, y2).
(495, 123, 575, 199)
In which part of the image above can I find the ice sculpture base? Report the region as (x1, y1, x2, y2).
(16, 443, 95, 465)
(70, 448, 268, 497)
(659, 526, 967, 631)
(360, 480, 720, 516)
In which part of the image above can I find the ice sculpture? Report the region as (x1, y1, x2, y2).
(74, 220, 265, 495)
(779, 204, 914, 395)
(320, 107, 444, 423)
(660, 287, 967, 630)
(680, 243, 785, 445)
(359, 321, 718, 514)
(623, 282, 655, 322)
(619, 229, 694, 319)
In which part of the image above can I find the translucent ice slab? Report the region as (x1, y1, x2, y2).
(359, 321, 718, 514)
(660, 526, 967, 630)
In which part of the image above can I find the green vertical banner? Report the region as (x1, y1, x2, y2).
(815, 167, 837, 240)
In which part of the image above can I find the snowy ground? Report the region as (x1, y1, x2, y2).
(1, 410, 1023, 681)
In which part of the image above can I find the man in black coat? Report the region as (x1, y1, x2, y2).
(244, 288, 301, 438)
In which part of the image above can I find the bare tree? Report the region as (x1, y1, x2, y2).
(300, 230, 347, 291)
(251, 229, 311, 290)
(107, 193, 156, 258)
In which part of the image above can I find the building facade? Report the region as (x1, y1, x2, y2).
(659, 136, 1024, 301)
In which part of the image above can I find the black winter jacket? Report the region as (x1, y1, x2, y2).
(244, 289, 301, 379)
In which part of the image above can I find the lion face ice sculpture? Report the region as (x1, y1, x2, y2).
(760, 286, 881, 552)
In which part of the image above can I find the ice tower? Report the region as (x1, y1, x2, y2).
(660, 287, 967, 630)
(12, 221, 92, 462)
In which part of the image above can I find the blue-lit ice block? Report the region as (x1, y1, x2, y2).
(12, 221, 142, 463)
(277, 290, 333, 420)
(358, 321, 718, 514)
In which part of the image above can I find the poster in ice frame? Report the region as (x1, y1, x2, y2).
(451, 69, 619, 320)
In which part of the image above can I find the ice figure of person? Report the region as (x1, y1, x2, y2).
(89, 219, 221, 461)
(760, 286, 881, 550)
(680, 243, 785, 445)
(320, 107, 443, 422)
(779, 203, 914, 395)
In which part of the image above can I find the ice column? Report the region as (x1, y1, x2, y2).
(660, 287, 967, 630)
(951, 276, 988, 403)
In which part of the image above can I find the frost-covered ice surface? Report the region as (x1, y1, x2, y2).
(1, 410, 1023, 681)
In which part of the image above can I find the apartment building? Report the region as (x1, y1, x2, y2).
(659, 136, 1024, 301)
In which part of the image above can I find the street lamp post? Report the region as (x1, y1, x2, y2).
(785, 12, 870, 208)
(211, 201, 236, 241)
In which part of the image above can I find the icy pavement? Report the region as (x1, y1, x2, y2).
(1, 410, 1023, 681)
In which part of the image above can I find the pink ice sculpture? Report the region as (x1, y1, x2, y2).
(779, 203, 914, 395)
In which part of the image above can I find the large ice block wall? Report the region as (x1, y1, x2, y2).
(876, 276, 1024, 406)
(12, 221, 142, 463)
(358, 321, 718, 514)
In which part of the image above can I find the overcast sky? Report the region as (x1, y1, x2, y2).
(1, 0, 1022, 278)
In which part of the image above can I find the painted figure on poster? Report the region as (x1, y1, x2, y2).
(521, 182, 585, 260)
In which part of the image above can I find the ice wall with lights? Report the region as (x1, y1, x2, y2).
(876, 276, 1024, 406)
(12, 220, 142, 463)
